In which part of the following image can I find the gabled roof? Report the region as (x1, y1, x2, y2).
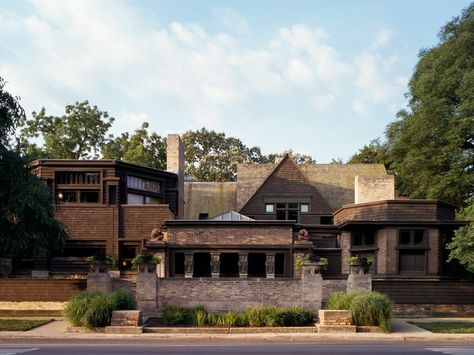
(208, 210, 255, 221)
(237, 161, 388, 211)
(239, 155, 333, 214)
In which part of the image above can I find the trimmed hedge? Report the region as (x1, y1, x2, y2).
(161, 305, 316, 327)
(64, 290, 136, 329)
(325, 291, 393, 332)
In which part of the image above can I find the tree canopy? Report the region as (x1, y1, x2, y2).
(102, 122, 166, 169)
(0, 77, 66, 257)
(19, 101, 114, 159)
(447, 197, 474, 273)
(182, 128, 269, 182)
(347, 138, 388, 165)
(384, 4, 474, 207)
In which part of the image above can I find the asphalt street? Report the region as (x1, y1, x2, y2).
(1, 340, 474, 355)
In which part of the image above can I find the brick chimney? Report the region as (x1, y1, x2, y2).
(167, 134, 184, 218)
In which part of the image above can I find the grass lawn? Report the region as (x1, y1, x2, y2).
(0, 319, 52, 331)
(409, 321, 474, 333)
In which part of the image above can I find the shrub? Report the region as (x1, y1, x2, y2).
(82, 293, 115, 328)
(109, 289, 136, 310)
(161, 306, 208, 326)
(275, 306, 316, 326)
(243, 305, 273, 327)
(63, 291, 102, 327)
(325, 291, 393, 332)
(194, 308, 207, 326)
(324, 291, 366, 310)
(350, 292, 392, 332)
(64, 289, 136, 329)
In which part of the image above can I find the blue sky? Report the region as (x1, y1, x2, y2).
(0, 0, 471, 162)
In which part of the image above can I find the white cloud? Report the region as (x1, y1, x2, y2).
(0, 1, 407, 138)
(372, 29, 392, 49)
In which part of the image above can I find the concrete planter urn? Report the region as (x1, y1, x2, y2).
(347, 256, 374, 274)
(88, 260, 108, 273)
(108, 269, 121, 278)
(349, 262, 365, 275)
(136, 261, 157, 273)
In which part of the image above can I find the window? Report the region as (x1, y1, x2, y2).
(80, 191, 99, 203)
(398, 229, 427, 274)
(56, 171, 100, 185)
(198, 213, 209, 220)
(351, 231, 376, 248)
(265, 203, 274, 213)
(127, 175, 161, 193)
(320, 216, 333, 225)
(127, 193, 162, 205)
(399, 229, 427, 247)
(300, 204, 309, 213)
(58, 190, 99, 204)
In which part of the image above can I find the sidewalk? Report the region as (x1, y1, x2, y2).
(1, 318, 474, 342)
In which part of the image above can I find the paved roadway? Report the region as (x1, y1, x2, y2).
(1, 339, 474, 355)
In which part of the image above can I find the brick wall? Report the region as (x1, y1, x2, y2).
(428, 229, 441, 275)
(157, 278, 329, 311)
(56, 205, 119, 257)
(0, 279, 86, 301)
(167, 225, 292, 246)
(120, 205, 174, 240)
(393, 304, 474, 317)
(340, 232, 351, 274)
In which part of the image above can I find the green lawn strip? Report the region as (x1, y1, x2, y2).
(0, 319, 52, 331)
(409, 321, 474, 333)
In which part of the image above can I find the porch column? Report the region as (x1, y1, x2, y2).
(184, 252, 194, 278)
(210, 252, 220, 278)
(265, 252, 276, 279)
(238, 253, 248, 278)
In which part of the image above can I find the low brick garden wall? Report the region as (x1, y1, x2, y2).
(0, 279, 86, 302)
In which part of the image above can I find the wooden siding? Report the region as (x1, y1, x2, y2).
(373, 280, 474, 304)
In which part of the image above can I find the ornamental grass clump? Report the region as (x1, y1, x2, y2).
(63, 291, 102, 327)
(64, 290, 136, 329)
(325, 291, 393, 332)
(350, 292, 392, 332)
(324, 291, 366, 310)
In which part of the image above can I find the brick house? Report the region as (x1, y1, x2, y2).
(20, 135, 465, 283)
(155, 153, 464, 281)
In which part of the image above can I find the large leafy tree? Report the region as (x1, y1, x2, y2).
(19, 101, 114, 159)
(385, 4, 474, 207)
(347, 138, 389, 165)
(447, 197, 474, 272)
(182, 128, 268, 181)
(102, 122, 166, 169)
(0, 77, 66, 257)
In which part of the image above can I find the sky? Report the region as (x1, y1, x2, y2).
(0, 0, 471, 162)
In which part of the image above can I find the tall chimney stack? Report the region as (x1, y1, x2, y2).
(167, 134, 184, 218)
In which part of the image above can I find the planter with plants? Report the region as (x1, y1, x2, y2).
(86, 256, 107, 273)
(131, 254, 162, 273)
(105, 256, 120, 278)
(295, 255, 329, 273)
(346, 255, 374, 274)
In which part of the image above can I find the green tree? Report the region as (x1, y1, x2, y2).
(347, 138, 389, 165)
(447, 197, 474, 272)
(265, 150, 316, 165)
(386, 4, 474, 207)
(182, 128, 267, 181)
(102, 122, 166, 169)
(19, 101, 114, 159)
(0, 77, 66, 257)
